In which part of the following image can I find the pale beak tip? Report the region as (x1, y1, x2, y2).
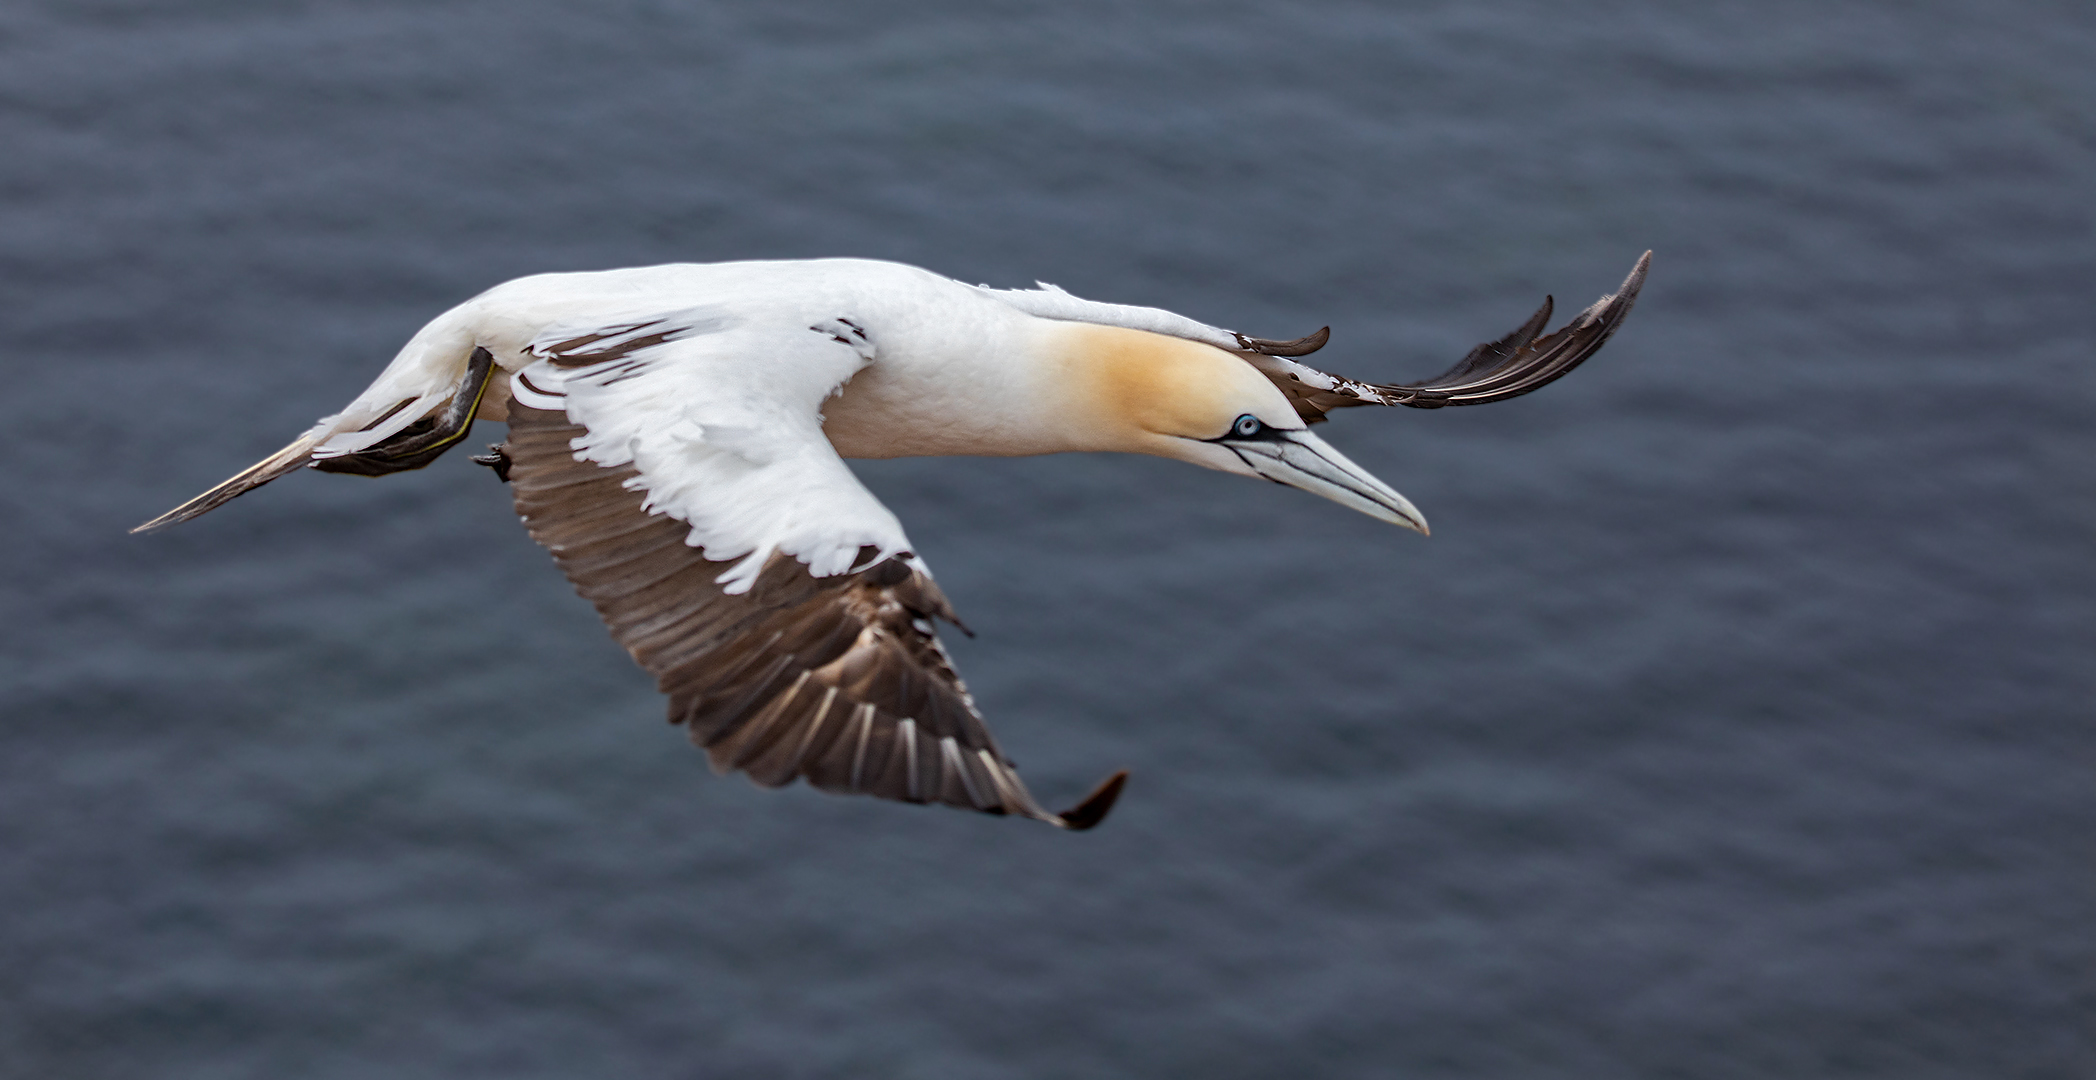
(1385, 494, 1429, 537)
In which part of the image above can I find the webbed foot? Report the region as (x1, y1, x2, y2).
(470, 443, 513, 482)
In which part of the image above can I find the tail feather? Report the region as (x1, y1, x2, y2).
(131, 429, 327, 534)
(132, 295, 492, 535)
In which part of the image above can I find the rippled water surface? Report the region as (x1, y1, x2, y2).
(3, 2, 2090, 1077)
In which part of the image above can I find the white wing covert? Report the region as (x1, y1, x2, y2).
(515, 309, 907, 594)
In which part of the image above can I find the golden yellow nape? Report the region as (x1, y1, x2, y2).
(1051, 323, 1299, 452)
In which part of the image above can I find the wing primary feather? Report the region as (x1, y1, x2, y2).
(690, 652, 800, 754)
(848, 704, 878, 792)
(943, 737, 987, 809)
(1233, 326, 1331, 357)
(1054, 771, 1131, 831)
(901, 719, 921, 801)
(1246, 252, 1649, 420)
(717, 670, 813, 773)
(976, 750, 1019, 815)
(1378, 251, 1647, 407)
(787, 687, 842, 772)
(1424, 297, 1552, 387)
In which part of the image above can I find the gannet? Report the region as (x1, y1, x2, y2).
(136, 253, 1648, 830)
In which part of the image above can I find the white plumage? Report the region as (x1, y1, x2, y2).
(137, 253, 1647, 829)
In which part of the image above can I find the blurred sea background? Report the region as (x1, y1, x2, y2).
(2, 2, 2089, 1077)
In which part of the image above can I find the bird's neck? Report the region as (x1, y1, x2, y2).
(823, 320, 1242, 462)
(1040, 323, 1246, 454)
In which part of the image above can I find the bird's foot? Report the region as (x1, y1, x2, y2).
(470, 443, 513, 482)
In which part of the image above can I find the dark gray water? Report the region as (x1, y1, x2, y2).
(3, 2, 2090, 1077)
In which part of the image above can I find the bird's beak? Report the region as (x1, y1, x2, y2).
(1219, 428, 1429, 535)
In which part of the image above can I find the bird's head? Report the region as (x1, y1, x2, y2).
(1054, 324, 1428, 535)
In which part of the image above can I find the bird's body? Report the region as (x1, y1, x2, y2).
(322, 258, 1322, 461)
(139, 253, 1648, 830)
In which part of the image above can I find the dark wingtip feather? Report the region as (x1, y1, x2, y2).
(1426, 295, 1553, 387)
(1235, 326, 1330, 357)
(1378, 250, 1651, 408)
(1054, 770, 1129, 831)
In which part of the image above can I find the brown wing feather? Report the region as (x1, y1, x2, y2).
(502, 402, 1123, 828)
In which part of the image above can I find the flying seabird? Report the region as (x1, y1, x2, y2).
(136, 253, 1649, 831)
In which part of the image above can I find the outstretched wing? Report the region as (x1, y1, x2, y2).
(972, 253, 1648, 425)
(1246, 252, 1650, 422)
(500, 397, 1124, 829)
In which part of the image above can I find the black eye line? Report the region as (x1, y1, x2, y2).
(1205, 414, 1291, 444)
(1217, 443, 1292, 484)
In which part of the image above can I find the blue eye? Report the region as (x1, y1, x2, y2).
(1233, 414, 1263, 438)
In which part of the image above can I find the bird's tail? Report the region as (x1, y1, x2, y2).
(132, 302, 490, 534)
(130, 428, 332, 534)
